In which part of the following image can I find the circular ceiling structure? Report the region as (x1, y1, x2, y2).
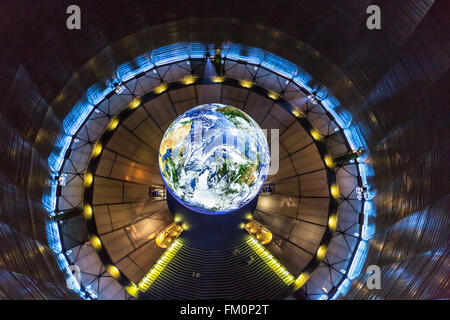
(49, 43, 364, 300)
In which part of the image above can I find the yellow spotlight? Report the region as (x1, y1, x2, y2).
(324, 155, 334, 169)
(267, 91, 279, 100)
(330, 184, 339, 199)
(182, 222, 189, 230)
(38, 244, 46, 254)
(245, 213, 253, 221)
(310, 129, 322, 141)
(129, 98, 141, 109)
(212, 76, 224, 83)
(247, 236, 293, 285)
(181, 75, 197, 85)
(154, 83, 168, 94)
(239, 79, 253, 88)
(316, 244, 327, 260)
(35, 131, 44, 143)
(292, 109, 304, 118)
(156, 233, 168, 248)
(92, 143, 102, 158)
(328, 215, 338, 231)
(90, 235, 102, 250)
(108, 118, 119, 130)
(107, 265, 120, 279)
(125, 284, 138, 298)
(259, 228, 273, 245)
(83, 204, 93, 219)
(137, 239, 182, 290)
(294, 273, 310, 290)
(84, 173, 93, 187)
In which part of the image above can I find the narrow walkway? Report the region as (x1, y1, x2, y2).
(139, 236, 293, 299)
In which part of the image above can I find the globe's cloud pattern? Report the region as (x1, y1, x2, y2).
(159, 103, 270, 214)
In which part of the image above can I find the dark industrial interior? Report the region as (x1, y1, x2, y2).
(0, 0, 448, 301)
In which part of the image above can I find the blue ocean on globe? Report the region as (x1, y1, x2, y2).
(159, 103, 270, 214)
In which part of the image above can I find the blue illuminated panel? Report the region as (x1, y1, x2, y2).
(151, 43, 189, 66)
(117, 54, 153, 83)
(348, 241, 369, 280)
(48, 134, 72, 173)
(261, 52, 298, 78)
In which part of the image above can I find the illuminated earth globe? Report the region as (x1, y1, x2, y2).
(159, 103, 270, 214)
